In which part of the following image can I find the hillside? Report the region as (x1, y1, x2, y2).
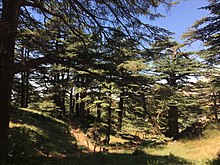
(6, 107, 220, 164)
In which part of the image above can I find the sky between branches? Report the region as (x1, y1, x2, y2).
(149, 0, 209, 51)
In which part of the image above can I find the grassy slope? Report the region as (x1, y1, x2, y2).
(8, 108, 220, 164)
(9, 108, 77, 159)
(144, 129, 220, 164)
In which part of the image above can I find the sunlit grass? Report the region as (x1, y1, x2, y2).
(9, 107, 77, 160)
(144, 129, 220, 164)
(9, 107, 220, 164)
(9, 122, 45, 137)
(19, 108, 66, 125)
(110, 135, 129, 144)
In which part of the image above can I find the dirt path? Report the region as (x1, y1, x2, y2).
(69, 120, 101, 153)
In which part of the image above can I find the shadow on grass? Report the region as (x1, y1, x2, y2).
(29, 150, 191, 165)
(8, 108, 191, 164)
(9, 108, 77, 161)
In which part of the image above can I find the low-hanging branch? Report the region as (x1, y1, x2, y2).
(14, 56, 53, 73)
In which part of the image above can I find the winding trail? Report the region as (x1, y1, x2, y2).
(69, 120, 101, 153)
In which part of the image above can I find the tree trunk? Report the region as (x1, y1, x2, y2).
(0, 54, 14, 161)
(75, 93, 80, 118)
(20, 48, 29, 108)
(79, 94, 85, 122)
(213, 92, 219, 123)
(117, 92, 124, 131)
(60, 91, 66, 117)
(20, 47, 25, 107)
(69, 87, 74, 114)
(167, 106, 178, 139)
(96, 102, 101, 121)
(24, 71, 29, 108)
(0, 0, 20, 160)
(167, 73, 179, 139)
(59, 73, 66, 117)
(141, 92, 159, 133)
(21, 72, 29, 108)
(105, 102, 112, 145)
(24, 49, 29, 108)
(21, 71, 26, 107)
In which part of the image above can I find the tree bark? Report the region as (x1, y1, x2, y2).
(212, 92, 219, 123)
(75, 92, 80, 118)
(105, 102, 112, 145)
(60, 73, 66, 117)
(0, 0, 20, 160)
(20, 47, 29, 108)
(167, 72, 179, 139)
(167, 106, 178, 139)
(60, 91, 66, 117)
(24, 70, 29, 108)
(69, 87, 74, 114)
(117, 92, 124, 131)
(79, 93, 85, 122)
(0, 53, 14, 161)
(96, 102, 101, 121)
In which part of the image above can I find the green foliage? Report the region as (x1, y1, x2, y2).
(29, 101, 56, 112)
(147, 38, 205, 137)
(1, 0, 219, 163)
(183, 0, 220, 65)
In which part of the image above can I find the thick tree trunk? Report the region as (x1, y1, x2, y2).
(167, 106, 178, 139)
(0, 56, 14, 160)
(167, 73, 179, 139)
(0, 0, 20, 160)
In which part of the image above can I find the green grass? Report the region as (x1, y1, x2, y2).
(28, 150, 190, 165)
(9, 107, 77, 163)
(144, 129, 220, 164)
(7, 107, 220, 164)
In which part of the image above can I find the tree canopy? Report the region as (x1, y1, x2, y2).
(0, 0, 220, 163)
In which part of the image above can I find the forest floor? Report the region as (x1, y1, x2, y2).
(8, 108, 220, 165)
(69, 119, 101, 153)
(68, 117, 220, 164)
(144, 129, 220, 164)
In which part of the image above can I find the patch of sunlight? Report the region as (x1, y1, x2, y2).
(20, 108, 66, 125)
(10, 121, 45, 137)
(144, 130, 220, 163)
(110, 135, 129, 144)
(20, 108, 43, 115)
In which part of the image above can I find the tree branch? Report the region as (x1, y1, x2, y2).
(14, 56, 53, 73)
(21, 0, 86, 42)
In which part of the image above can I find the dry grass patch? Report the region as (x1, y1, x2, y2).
(144, 130, 220, 163)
